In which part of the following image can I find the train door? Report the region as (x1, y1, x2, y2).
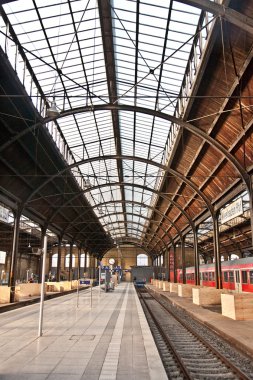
(235, 270, 241, 293)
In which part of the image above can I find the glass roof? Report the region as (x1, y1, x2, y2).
(1, 0, 214, 246)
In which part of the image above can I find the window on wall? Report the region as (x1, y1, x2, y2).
(80, 253, 85, 268)
(86, 253, 90, 268)
(242, 270, 248, 284)
(65, 254, 75, 268)
(52, 253, 58, 268)
(0, 251, 6, 264)
(137, 254, 148, 266)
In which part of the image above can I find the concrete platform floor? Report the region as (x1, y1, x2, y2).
(146, 284, 253, 359)
(0, 283, 167, 380)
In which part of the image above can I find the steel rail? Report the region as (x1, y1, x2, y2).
(140, 287, 250, 380)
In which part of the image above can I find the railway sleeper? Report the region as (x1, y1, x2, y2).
(192, 374, 237, 380)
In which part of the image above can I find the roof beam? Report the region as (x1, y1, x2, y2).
(177, 0, 253, 35)
(97, 0, 127, 237)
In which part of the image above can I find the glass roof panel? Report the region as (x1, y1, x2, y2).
(2, 0, 208, 247)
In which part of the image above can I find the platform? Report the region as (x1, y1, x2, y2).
(0, 283, 167, 380)
(146, 284, 253, 358)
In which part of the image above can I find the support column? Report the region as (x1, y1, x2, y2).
(56, 236, 62, 282)
(249, 177, 253, 249)
(193, 226, 200, 285)
(158, 255, 162, 280)
(8, 209, 21, 303)
(77, 246, 81, 281)
(181, 236, 186, 284)
(68, 242, 73, 281)
(167, 248, 171, 282)
(213, 211, 222, 289)
(164, 248, 169, 281)
(174, 245, 177, 283)
(38, 226, 47, 283)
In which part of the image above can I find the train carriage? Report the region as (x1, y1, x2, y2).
(176, 257, 253, 293)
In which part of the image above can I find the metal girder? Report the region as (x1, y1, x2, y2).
(73, 210, 174, 252)
(103, 239, 156, 258)
(97, 0, 127, 237)
(0, 0, 17, 4)
(177, 0, 253, 35)
(1, 104, 250, 255)
(60, 190, 183, 252)
(94, 223, 166, 255)
(67, 202, 177, 242)
(43, 163, 209, 235)
(2, 104, 248, 189)
(27, 178, 195, 237)
(25, 155, 210, 216)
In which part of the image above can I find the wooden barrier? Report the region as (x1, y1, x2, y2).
(178, 284, 195, 298)
(162, 282, 170, 291)
(169, 283, 179, 293)
(15, 283, 44, 301)
(192, 287, 222, 305)
(221, 293, 253, 320)
(158, 281, 163, 289)
(0, 286, 10, 303)
(46, 282, 63, 292)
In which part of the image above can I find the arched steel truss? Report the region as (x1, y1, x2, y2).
(1, 104, 251, 256)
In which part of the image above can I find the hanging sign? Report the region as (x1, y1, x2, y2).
(220, 198, 243, 224)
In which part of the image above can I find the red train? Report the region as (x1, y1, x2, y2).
(176, 257, 253, 293)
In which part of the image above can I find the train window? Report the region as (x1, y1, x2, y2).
(229, 271, 234, 282)
(250, 271, 253, 284)
(223, 271, 228, 282)
(200, 273, 202, 280)
(235, 270, 240, 283)
(242, 271, 248, 284)
(209, 272, 214, 281)
(191, 273, 195, 280)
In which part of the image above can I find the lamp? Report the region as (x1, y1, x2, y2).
(84, 178, 92, 188)
(47, 97, 60, 117)
(98, 206, 104, 215)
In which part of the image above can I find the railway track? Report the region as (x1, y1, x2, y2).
(137, 287, 253, 380)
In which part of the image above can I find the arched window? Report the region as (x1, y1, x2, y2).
(80, 253, 85, 268)
(65, 254, 75, 268)
(52, 253, 58, 268)
(137, 254, 148, 266)
(86, 253, 90, 268)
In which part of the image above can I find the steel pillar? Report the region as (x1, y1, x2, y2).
(164, 248, 169, 281)
(213, 212, 222, 289)
(193, 226, 200, 286)
(38, 225, 47, 283)
(68, 242, 73, 281)
(77, 247, 81, 281)
(181, 236, 186, 284)
(8, 209, 21, 303)
(56, 236, 62, 282)
(174, 246, 177, 283)
(249, 177, 253, 250)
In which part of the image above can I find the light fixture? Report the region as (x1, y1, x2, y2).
(47, 97, 60, 117)
(84, 178, 92, 188)
(98, 206, 104, 215)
